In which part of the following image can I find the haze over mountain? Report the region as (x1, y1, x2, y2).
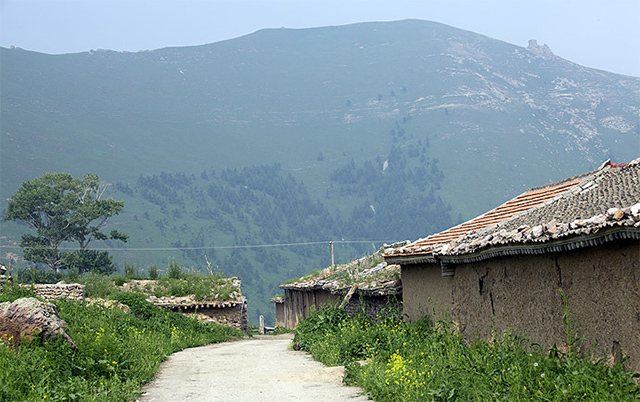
(1, 20, 638, 322)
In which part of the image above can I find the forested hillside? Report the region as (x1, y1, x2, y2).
(1, 19, 638, 323)
(99, 152, 453, 322)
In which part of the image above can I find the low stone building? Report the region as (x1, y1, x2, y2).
(124, 278, 249, 331)
(278, 246, 405, 329)
(151, 296, 248, 331)
(385, 160, 640, 372)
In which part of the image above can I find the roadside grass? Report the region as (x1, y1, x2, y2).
(0, 287, 243, 401)
(293, 304, 640, 401)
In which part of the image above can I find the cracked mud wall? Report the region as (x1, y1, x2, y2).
(402, 240, 640, 372)
(452, 240, 640, 372)
(402, 263, 453, 322)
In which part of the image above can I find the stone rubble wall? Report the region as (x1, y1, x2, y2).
(161, 300, 248, 331)
(345, 293, 403, 321)
(29, 284, 85, 301)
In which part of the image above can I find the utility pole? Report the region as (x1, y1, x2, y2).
(329, 241, 335, 267)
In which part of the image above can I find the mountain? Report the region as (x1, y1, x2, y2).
(1, 19, 639, 323)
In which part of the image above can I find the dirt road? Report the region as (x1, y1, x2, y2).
(137, 334, 370, 402)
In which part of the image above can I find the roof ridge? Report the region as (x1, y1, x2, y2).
(526, 170, 595, 192)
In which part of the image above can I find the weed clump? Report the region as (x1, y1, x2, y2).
(294, 304, 640, 401)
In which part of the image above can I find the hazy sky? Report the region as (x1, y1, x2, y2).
(1, 0, 639, 76)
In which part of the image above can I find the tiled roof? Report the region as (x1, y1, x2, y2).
(385, 176, 587, 260)
(487, 161, 639, 232)
(385, 159, 640, 263)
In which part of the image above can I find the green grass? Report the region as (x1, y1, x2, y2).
(0, 288, 243, 401)
(293, 305, 640, 402)
(152, 273, 239, 300)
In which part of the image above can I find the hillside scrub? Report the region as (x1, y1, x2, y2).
(293, 305, 640, 401)
(0, 288, 243, 401)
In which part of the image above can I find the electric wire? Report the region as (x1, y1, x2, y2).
(0, 239, 397, 252)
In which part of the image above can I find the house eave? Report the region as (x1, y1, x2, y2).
(383, 253, 437, 266)
(438, 226, 640, 265)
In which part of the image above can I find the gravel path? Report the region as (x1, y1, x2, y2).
(137, 334, 370, 402)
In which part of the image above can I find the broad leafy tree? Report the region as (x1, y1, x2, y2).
(63, 250, 117, 276)
(4, 172, 127, 273)
(67, 173, 128, 251)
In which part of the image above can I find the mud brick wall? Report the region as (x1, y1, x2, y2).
(402, 240, 640, 373)
(452, 240, 640, 372)
(402, 262, 453, 322)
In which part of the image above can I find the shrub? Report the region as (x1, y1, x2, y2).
(148, 263, 159, 280)
(124, 263, 139, 279)
(112, 292, 157, 320)
(64, 268, 80, 283)
(13, 266, 63, 284)
(167, 260, 182, 279)
(112, 274, 127, 287)
(81, 272, 116, 298)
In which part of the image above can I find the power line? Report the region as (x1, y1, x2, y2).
(0, 239, 397, 252)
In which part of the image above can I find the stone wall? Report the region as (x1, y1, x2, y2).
(30, 284, 85, 301)
(345, 294, 403, 321)
(402, 240, 640, 373)
(158, 300, 248, 331)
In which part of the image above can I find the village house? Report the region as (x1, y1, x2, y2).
(384, 159, 640, 372)
(277, 246, 405, 329)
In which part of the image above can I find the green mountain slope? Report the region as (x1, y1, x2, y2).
(1, 19, 638, 323)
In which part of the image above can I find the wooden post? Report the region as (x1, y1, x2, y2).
(330, 241, 335, 267)
(284, 290, 289, 329)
